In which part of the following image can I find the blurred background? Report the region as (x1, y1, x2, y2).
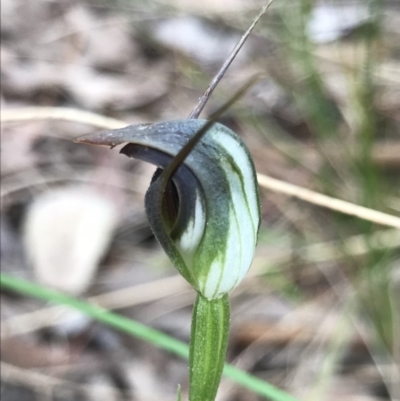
(1, 0, 400, 400)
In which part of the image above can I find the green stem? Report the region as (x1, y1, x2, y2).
(189, 293, 230, 401)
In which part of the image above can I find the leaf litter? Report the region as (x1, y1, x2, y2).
(1, 1, 400, 401)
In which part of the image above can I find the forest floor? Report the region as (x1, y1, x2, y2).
(1, 1, 400, 401)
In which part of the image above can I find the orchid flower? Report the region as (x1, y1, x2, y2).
(76, 117, 260, 401)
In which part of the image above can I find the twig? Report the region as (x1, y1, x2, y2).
(0, 107, 126, 129)
(2, 107, 400, 229)
(257, 173, 400, 229)
(187, 0, 274, 119)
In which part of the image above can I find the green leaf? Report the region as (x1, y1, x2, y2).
(0, 273, 300, 401)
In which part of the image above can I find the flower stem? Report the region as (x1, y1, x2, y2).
(189, 293, 230, 401)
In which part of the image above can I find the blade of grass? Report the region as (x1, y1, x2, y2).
(0, 273, 301, 401)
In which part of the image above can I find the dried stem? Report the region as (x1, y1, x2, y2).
(187, 0, 274, 119)
(3, 107, 400, 229)
(0, 107, 126, 129)
(257, 174, 400, 229)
